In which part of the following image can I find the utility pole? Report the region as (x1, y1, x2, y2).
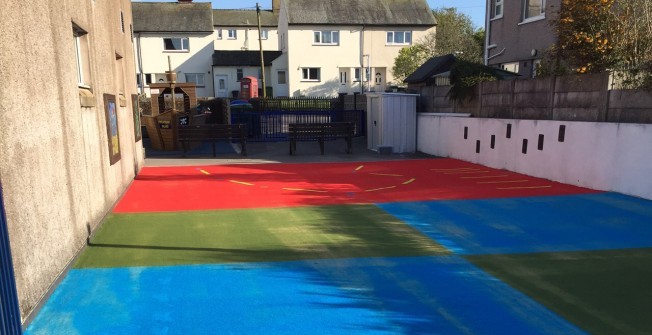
(256, 3, 267, 98)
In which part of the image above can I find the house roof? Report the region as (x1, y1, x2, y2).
(213, 10, 278, 27)
(404, 54, 521, 84)
(284, 0, 437, 26)
(132, 2, 213, 33)
(212, 51, 283, 67)
(404, 54, 457, 83)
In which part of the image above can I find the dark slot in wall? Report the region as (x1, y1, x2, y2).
(490, 135, 495, 149)
(506, 124, 512, 138)
(464, 126, 468, 139)
(538, 134, 544, 150)
(558, 125, 566, 142)
(522, 139, 528, 154)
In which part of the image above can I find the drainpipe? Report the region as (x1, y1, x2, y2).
(360, 25, 365, 94)
(484, 0, 491, 66)
(136, 32, 144, 94)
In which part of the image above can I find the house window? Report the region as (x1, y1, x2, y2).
(228, 29, 237, 39)
(523, 0, 545, 20)
(502, 62, 520, 74)
(237, 68, 243, 81)
(144, 73, 152, 85)
(216, 29, 222, 39)
(353, 68, 361, 82)
(163, 37, 189, 51)
(261, 29, 269, 40)
(313, 31, 339, 45)
(277, 70, 287, 84)
(73, 23, 91, 87)
(301, 68, 320, 81)
(340, 71, 347, 84)
(185, 73, 205, 87)
(386, 31, 412, 45)
(494, 0, 503, 18)
(120, 11, 125, 33)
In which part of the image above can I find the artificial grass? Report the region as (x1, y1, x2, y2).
(467, 248, 652, 335)
(75, 204, 448, 268)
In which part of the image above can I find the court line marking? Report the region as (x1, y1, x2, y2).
(365, 186, 397, 192)
(496, 185, 552, 190)
(229, 180, 254, 186)
(199, 170, 211, 175)
(430, 168, 480, 172)
(369, 173, 404, 177)
(461, 175, 510, 179)
(444, 171, 491, 175)
(403, 178, 416, 185)
(477, 180, 529, 184)
(355, 165, 364, 171)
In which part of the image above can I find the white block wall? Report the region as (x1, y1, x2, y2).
(418, 114, 652, 200)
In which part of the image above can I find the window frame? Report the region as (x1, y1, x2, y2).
(163, 37, 189, 52)
(261, 29, 269, 40)
(227, 29, 237, 40)
(73, 23, 91, 88)
(494, 0, 504, 19)
(386, 31, 412, 45)
(236, 68, 244, 81)
(185, 73, 205, 87)
(277, 70, 287, 85)
(522, 0, 546, 23)
(216, 29, 223, 40)
(353, 68, 361, 82)
(301, 67, 321, 82)
(313, 30, 339, 45)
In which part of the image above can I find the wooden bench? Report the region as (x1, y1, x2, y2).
(178, 124, 247, 157)
(288, 122, 354, 155)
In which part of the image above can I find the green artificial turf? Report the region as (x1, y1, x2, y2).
(467, 248, 652, 335)
(75, 204, 448, 268)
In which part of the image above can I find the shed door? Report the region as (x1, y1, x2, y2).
(0, 183, 22, 335)
(368, 97, 381, 150)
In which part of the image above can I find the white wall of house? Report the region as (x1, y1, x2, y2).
(214, 27, 279, 51)
(212, 66, 273, 98)
(417, 115, 652, 200)
(270, 52, 290, 97)
(135, 32, 215, 97)
(276, 22, 436, 97)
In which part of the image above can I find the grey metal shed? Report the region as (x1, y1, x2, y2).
(366, 93, 418, 153)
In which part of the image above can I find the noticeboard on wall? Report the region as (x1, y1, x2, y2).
(103, 94, 121, 165)
(132, 94, 142, 142)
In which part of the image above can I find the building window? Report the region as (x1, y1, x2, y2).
(313, 31, 339, 45)
(163, 37, 189, 51)
(494, 0, 503, 18)
(120, 11, 125, 33)
(237, 68, 243, 81)
(261, 29, 269, 40)
(228, 29, 237, 39)
(73, 23, 91, 87)
(386, 31, 412, 45)
(185, 73, 205, 87)
(340, 70, 347, 84)
(301, 68, 320, 81)
(502, 62, 520, 74)
(353, 68, 361, 82)
(277, 70, 287, 84)
(523, 0, 545, 21)
(145, 73, 152, 85)
(216, 29, 222, 39)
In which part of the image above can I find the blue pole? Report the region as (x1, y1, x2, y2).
(0, 182, 22, 334)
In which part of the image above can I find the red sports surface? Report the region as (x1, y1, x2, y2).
(114, 158, 600, 213)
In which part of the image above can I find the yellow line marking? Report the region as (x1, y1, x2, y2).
(403, 178, 416, 185)
(365, 186, 396, 192)
(443, 171, 490, 175)
(477, 180, 529, 184)
(461, 175, 509, 179)
(282, 188, 327, 193)
(199, 170, 211, 175)
(497, 186, 552, 190)
(229, 180, 254, 186)
(355, 165, 364, 171)
(369, 173, 404, 177)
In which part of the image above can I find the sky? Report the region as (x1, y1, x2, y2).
(133, 0, 487, 29)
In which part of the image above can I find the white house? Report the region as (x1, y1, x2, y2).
(273, 0, 437, 97)
(133, 1, 215, 98)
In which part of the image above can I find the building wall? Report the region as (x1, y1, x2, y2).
(486, 0, 561, 77)
(212, 66, 273, 98)
(214, 27, 279, 51)
(282, 24, 435, 97)
(0, 0, 143, 322)
(135, 32, 215, 97)
(417, 115, 652, 201)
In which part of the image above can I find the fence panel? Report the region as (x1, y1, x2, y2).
(0, 183, 22, 335)
(231, 110, 366, 142)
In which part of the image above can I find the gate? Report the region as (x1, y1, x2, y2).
(231, 110, 366, 142)
(0, 183, 22, 334)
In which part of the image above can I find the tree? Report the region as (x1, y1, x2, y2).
(392, 7, 483, 85)
(391, 44, 428, 84)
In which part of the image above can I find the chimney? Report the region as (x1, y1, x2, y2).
(273, 0, 281, 15)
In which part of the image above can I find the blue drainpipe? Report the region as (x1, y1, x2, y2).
(0, 182, 22, 334)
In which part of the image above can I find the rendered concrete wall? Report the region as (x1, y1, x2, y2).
(417, 114, 652, 200)
(0, 0, 143, 322)
(214, 27, 279, 51)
